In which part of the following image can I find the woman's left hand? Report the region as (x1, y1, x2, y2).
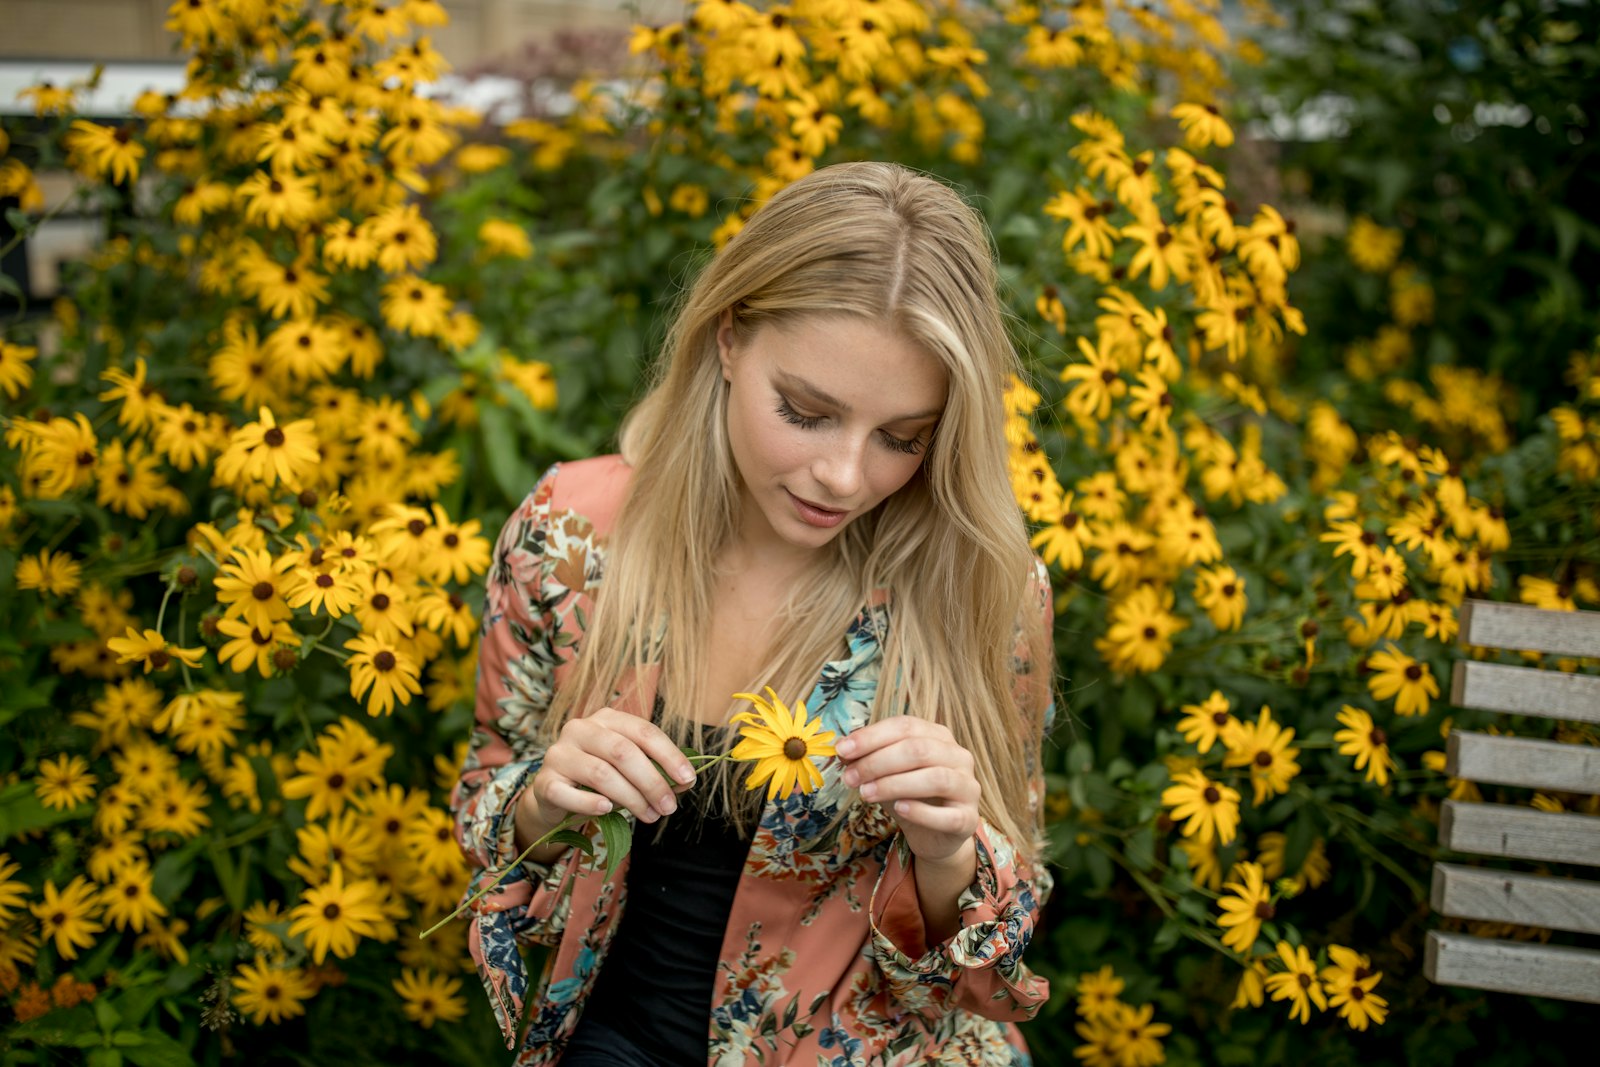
(835, 717, 980, 866)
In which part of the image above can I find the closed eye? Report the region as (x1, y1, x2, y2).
(777, 396, 927, 455)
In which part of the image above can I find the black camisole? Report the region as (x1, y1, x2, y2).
(570, 725, 753, 1065)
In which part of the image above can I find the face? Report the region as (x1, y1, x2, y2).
(717, 310, 948, 558)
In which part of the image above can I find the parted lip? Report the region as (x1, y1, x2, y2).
(788, 491, 846, 514)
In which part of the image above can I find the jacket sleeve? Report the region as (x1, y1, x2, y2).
(866, 559, 1055, 1023)
(448, 464, 588, 1046)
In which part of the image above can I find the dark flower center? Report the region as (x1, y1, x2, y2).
(783, 738, 807, 760)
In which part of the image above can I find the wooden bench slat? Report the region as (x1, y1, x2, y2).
(1425, 930, 1600, 1003)
(1450, 660, 1600, 724)
(1439, 800, 1600, 867)
(1431, 862, 1600, 934)
(1460, 600, 1600, 658)
(1446, 731, 1600, 793)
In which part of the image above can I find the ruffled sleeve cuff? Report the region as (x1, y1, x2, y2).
(867, 822, 1049, 1021)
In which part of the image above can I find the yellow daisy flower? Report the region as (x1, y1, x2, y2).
(34, 754, 97, 810)
(729, 688, 838, 801)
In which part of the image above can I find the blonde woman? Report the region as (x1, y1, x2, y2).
(451, 161, 1056, 1066)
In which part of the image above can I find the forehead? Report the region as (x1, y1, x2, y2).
(754, 316, 948, 419)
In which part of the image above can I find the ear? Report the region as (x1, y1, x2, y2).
(716, 308, 735, 382)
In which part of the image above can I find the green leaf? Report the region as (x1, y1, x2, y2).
(94, 997, 122, 1030)
(545, 829, 594, 858)
(594, 810, 632, 878)
(478, 402, 537, 504)
(1281, 807, 1318, 879)
(1126, 823, 1156, 871)
(86, 1050, 122, 1067)
(120, 1030, 194, 1067)
(0, 780, 89, 842)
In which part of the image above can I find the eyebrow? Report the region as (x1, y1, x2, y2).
(774, 371, 943, 423)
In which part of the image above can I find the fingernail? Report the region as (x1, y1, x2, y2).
(675, 764, 695, 784)
(658, 795, 677, 815)
(860, 782, 877, 800)
(836, 738, 856, 757)
(842, 768, 859, 787)
(596, 799, 613, 814)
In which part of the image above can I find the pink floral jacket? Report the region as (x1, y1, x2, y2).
(448, 456, 1054, 1066)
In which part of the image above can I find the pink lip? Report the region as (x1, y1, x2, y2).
(787, 490, 848, 528)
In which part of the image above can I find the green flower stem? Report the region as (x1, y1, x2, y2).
(154, 584, 176, 634)
(1091, 837, 1237, 959)
(420, 813, 578, 939)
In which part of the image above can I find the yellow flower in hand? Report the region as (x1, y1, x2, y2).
(730, 688, 837, 801)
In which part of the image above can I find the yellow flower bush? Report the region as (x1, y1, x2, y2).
(0, 0, 1593, 1061)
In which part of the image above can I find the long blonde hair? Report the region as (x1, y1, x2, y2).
(544, 162, 1053, 861)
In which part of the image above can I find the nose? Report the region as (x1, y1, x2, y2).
(813, 435, 867, 504)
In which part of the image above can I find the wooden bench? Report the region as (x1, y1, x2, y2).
(1424, 599, 1600, 1004)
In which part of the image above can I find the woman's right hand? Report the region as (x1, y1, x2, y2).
(514, 707, 698, 856)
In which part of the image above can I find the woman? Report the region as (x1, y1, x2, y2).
(450, 161, 1056, 1066)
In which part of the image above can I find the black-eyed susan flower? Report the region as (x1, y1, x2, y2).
(242, 900, 289, 958)
(236, 169, 320, 229)
(392, 967, 467, 1028)
(413, 586, 474, 648)
(98, 859, 166, 933)
(345, 633, 422, 716)
(0, 854, 27, 924)
(63, 120, 144, 184)
(1060, 332, 1127, 422)
(107, 627, 207, 674)
(214, 547, 296, 633)
(215, 616, 297, 678)
(287, 563, 362, 618)
(1193, 564, 1246, 631)
(94, 438, 173, 520)
(34, 754, 96, 810)
(0, 341, 36, 398)
(137, 777, 211, 838)
(1217, 861, 1273, 954)
(1320, 945, 1388, 1030)
(1160, 767, 1240, 846)
(1095, 584, 1185, 674)
(1346, 216, 1401, 273)
(420, 505, 490, 585)
(14, 549, 84, 598)
(1222, 706, 1300, 806)
(1264, 940, 1326, 1024)
(1175, 690, 1236, 754)
(1231, 958, 1270, 1009)
(231, 960, 315, 1025)
(1333, 705, 1394, 786)
(1171, 101, 1234, 148)
(30, 876, 105, 960)
(287, 864, 389, 963)
(1073, 964, 1124, 1018)
(215, 408, 321, 491)
(477, 218, 532, 259)
(1364, 646, 1439, 716)
(1030, 494, 1091, 571)
(729, 688, 837, 801)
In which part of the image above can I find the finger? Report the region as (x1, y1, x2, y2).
(570, 723, 684, 821)
(855, 766, 978, 807)
(890, 798, 978, 837)
(555, 744, 666, 823)
(591, 708, 697, 786)
(841, 736, 971, 789)
(834, 716, 951, 760)
(538, 777, 616, 819)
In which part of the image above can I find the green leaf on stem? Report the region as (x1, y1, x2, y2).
(594, 810, 632, 878)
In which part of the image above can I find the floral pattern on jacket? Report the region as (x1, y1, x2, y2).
(449, 455, 1054, 1066)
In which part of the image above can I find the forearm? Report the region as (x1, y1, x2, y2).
(911, 836, 978, 944)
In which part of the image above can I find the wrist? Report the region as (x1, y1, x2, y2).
(513, 788, 572, 863)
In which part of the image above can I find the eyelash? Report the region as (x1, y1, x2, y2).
(774, 397, 925, 456)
